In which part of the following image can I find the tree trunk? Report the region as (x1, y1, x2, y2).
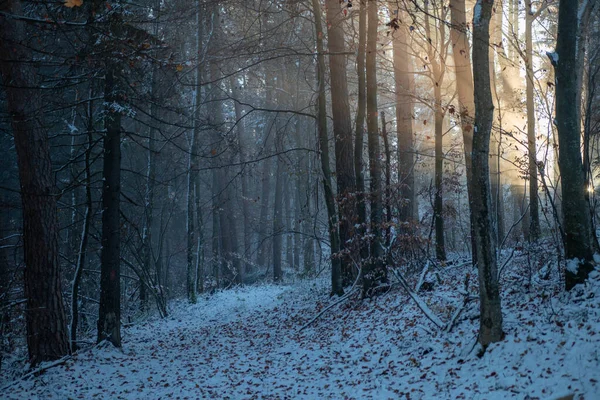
(325, 0, 357, 285)
(230, 77, 252, 276)
(434, 83, 446, 261)
(551, 0, 595, 289)
(312, 0, 343, 296)
(392, 16, 416, 224)
(0, 0, 70, 366)
(425, 2, 448, 262)
(472, 0, 503, 347)
(355, 0, 368, 260)
(272, 157, 284, 282)
(97, 59, 122, 348)
(450, 0, 477, 264)
(71, 88, 94, 352)
(381, 111, 392, 233)
(363, 0, 387, 295)
(525, 0, 540, 241)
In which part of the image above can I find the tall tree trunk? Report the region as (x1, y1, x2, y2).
(355, 0, 368, 260)
(381, 111, 392, 237)
(186, 2, 204, 303)
(392, 15, 416, 224)
(551, 0, 595, 289)
(284, 179, 295, 270)
(256, 72, 274, 269)
(186, 114, 199, 302)
(325, 0, 357, 286)
(97, 56, 122, 347)
(472, 0, 503, 347)
(230, 77, 252, 276)
(491, 4, 505, 244)
(434, 83, 446, 261)
(70, 88, 94, 352)
(312, 0, 343, 296)
(363, 0, 387, 295)
(425, 3, 448, 262)
(525, 0, 540, 240)
(450, 0, 477, 264)
(0, 0, 70, 366)
(272, 157, 284, 282)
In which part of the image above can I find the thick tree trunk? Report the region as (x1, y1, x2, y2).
(0, 0, 70, 366)
(472, 0, 503, 347)
(325, 0, 357, 285)
(97, 61, 122, 348)
(312, 0, 343, 296)
(363, 0, 387, 295)
(552, 0, 595, 289)
(392, 17, 416, 224)
(450, 0, 477, 264)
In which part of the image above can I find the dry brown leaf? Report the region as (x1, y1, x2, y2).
(64, 0, 83, 8)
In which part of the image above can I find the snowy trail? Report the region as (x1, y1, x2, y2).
(3, 266, 600, 399)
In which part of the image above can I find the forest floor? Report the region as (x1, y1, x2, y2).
(2, 252, 600, 399)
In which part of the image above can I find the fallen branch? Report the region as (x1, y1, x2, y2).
(299, 262, 362, 332)
(415, 261, 430, 293)
(445, 273, 475, 333)
(0, 299, 27, 311)
(1, 355, 72, 391)
(390, 268, 444, 329)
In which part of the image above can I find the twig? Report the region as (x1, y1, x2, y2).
(299, 262, 363, 332)
(0, 299, 27, 311)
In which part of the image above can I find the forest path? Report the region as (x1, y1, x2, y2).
(4, 266, 600, 399)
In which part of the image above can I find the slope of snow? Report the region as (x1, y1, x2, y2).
(2, 259, 600, 399)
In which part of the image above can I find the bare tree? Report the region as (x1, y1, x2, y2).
(325, 0, 357, 285)
(472, 0, 503, 347)
(0, 0, 70, 366)
(549, 0, 595, 289)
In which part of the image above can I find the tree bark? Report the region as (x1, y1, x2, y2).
(450, 0, 477, 264)
(525, 0, 540, 240)
(97, 59, 122, 348)
(425, 2, 448, 262)
(363, 0, 387, 295)
(312, 0, 343, 296)
(325, 0, 357, 285)
(472, 0, 503, 347)
(551, 0, 595, 289)
(355, 0, 368, 261)
(0, 0, 70, 366)
(272, 156, 284, 282)
(392, 15, 416, 224)
(381, 111, 392, 233)
(71, 88, 94, 352)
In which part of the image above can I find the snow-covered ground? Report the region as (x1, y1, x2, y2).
(2, 257, 600, 399)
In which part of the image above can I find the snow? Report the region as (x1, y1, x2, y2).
(2, 258, 600, 399)
(473, 1, 482, 26)
(566, 258, 580, 274)
(547, 51, 559, 66)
